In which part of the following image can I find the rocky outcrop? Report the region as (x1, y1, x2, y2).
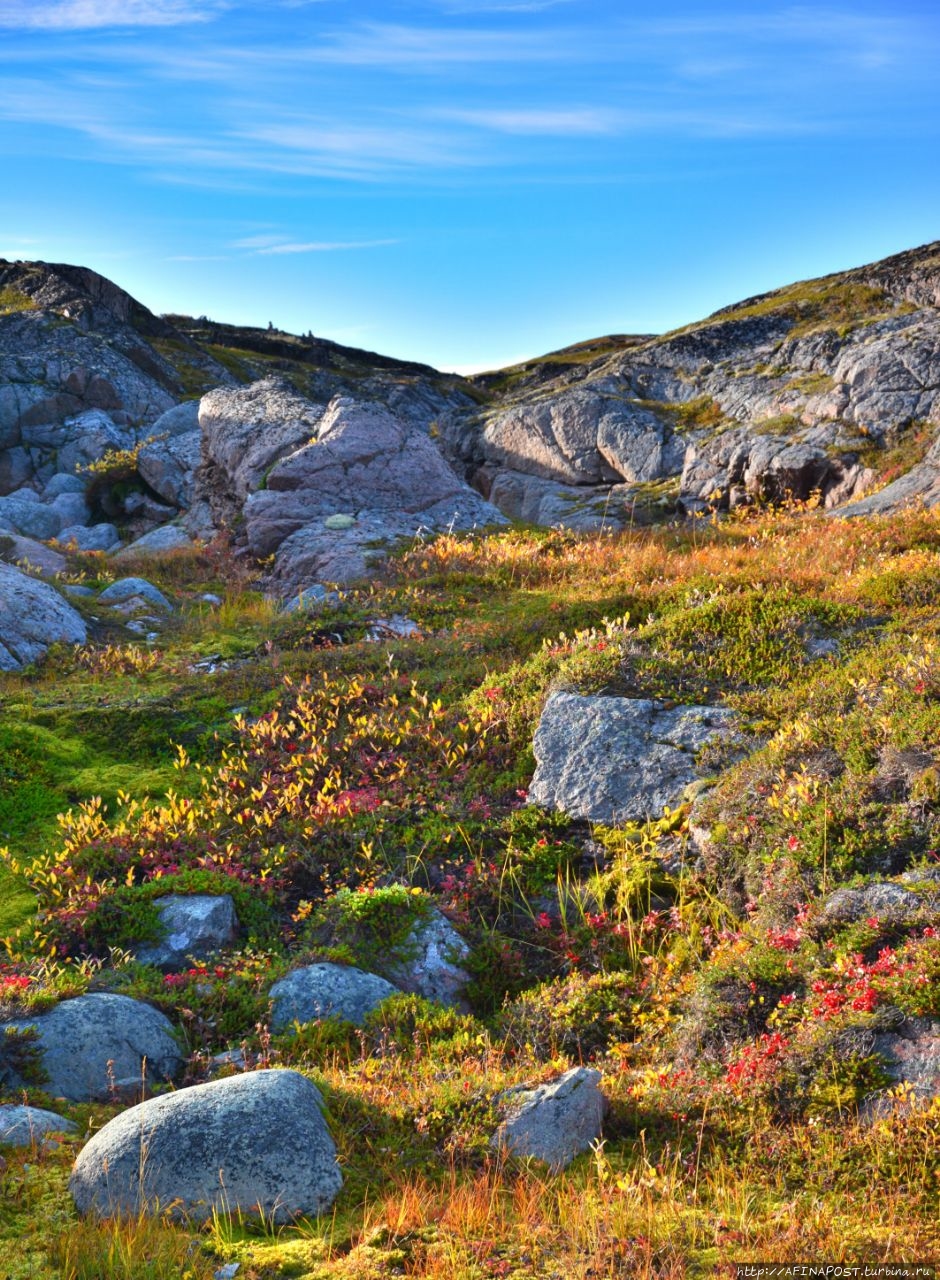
(4, 241, 940, 569)
(529, 691, 736, 824)
(443, 242, 940, 521)
(269, 963, 400, 1030)
(193, 380, 505, 590)
(69, 1068, 342, 1222)
(481, 388, 684, 487)
(0, 563, 87, 669)
(2, 993, 183, 1101)
(490, 1067, 606, 1170)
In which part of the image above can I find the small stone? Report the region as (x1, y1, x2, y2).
(491, 1067, 606, 1170)
(0, 1105, 78, 1148)
(386, 910, 470, 1009)
(98, 577, 173, 611)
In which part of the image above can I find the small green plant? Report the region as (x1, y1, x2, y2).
(0, 286, 36, 313)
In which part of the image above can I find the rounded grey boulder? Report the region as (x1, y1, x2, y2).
(134, 894, 238, 972)
(70, 1068, 342, 1222)
(2, 993, 183, 1102)
(0, 1104, 77, 1148)
(529, 691, 736, 824)
(490, 1067, 606, 1170)
(270, 962, 399, 1031)
(0, 562, 87, 670)
(98, 576, 173, 611)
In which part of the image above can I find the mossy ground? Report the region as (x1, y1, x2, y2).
(2, 510, 940, 1276)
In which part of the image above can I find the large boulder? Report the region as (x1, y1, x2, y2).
(149, 400, 200, 439)
(137, 429, 201, 508)
(490, 1067, 606, 1170)
(244, 394, 501, 559)
(0, 490, 62, 541)
(0, 1104, 77, 1148)
(0, 563, 87, 669)
(529, 691, 736, 824)
(194, 381, 505, 590)
(69, 1068, 342, 1222)
(133, 894, 238, 971)
(114, 524, 194, 558)
(57, 523, 121, 552)
(199, 378, 324, 505)
(487, 469, 636, 531)
(269, 963, 399, 1030)
(481, 388, 683, 487)
(1, 993, 183, 1102)
(0, 532, 67, 576)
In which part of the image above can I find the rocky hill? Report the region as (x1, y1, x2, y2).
(2, 242, 940, 583)
(1, 244, 940, 1275)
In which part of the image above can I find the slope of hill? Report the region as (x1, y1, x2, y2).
(0, 244, 939, 1275)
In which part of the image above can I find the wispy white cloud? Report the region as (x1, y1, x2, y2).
(230, 232, 399, 254)
(429, 0, 575, 11)
(0, 0, 229, 29)
(297, 21, 571, 68)
(438, 107, 621, 136)
(238, 119, 478, 174)
(254, 239, 400, 255)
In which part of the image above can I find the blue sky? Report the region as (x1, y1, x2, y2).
(0, 1, 938, 372)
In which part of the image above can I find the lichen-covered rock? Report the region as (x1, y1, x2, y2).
(98, 577, 173, 612)
(2, 993, 182, 1102)
(386, 910, 471, 1009)
(490, 1067, 606, 1170)
(0, 562, 87, 669)
(69, 1068, 342, 1222)
(137, 428, 201, 508)
(114, 524, 193, 557)
(820, 881, 925, 927)
(134, 894, 238, 971)
(529, 691, 736, 824)
(269, 963, 400, 1030)
(863, 1017, 940, 1120)
(0, 1104, 77, 1148)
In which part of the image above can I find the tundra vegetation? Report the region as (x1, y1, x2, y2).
(1, 500, 939, 1278)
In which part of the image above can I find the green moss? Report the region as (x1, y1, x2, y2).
(302, 885, 432, 976)
(0, 286, 36, 314)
